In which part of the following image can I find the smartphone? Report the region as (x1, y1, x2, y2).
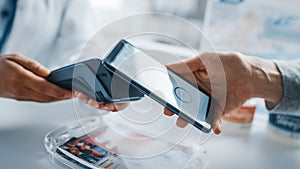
(102, 40, 212, 133)
(47, 59, 144, 103)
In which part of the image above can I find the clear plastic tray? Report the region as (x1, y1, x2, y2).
(44, 116, 209, 169)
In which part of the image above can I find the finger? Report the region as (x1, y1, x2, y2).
(176, 117, 189, 128)
(213, 120, 222, 135)
(8, 54, 50, 77)
(212, 107, 224, 135)
(10, 62, 71, 99)
(15, 87, 61, 102)
(76, 92, 89, 103)
(164, 107, 174, 116)
(24, 72, 72, 99)
(166, 57, 205, 86)
(97, 103, 106, 110)
(74, 91, 128, 111)
(87, 99, 99, 108)
(99, 103, 115, 111)
(97, 103, 128, 112)
(74, 91, 79, 97)
(112, 103, 129, 112)
(166, 56, 205, 75)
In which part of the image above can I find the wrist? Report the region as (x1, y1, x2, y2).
(248, 57, 283, 104)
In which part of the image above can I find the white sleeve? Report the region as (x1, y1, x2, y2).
(45, 0, 98, 69)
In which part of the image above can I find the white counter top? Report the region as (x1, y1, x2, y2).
(0, 98, 299, 169)
(203, 114, 300, 169)
(0, 99, 77, 169)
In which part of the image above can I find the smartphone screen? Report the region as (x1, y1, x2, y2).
(103, 40, 211, 132)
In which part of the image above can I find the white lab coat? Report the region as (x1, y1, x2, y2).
(3, 0, 97, 69)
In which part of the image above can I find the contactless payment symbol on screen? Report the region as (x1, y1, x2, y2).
(174, 87, 192, 103)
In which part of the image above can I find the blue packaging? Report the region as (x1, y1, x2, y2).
(268, 113, 300, 146)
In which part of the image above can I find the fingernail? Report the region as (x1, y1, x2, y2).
(39, 65, 50, 76)
(214, 124, 222, 135)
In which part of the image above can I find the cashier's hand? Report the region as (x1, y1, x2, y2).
(164, 52, 281, 134)
(74, 91, 129, 112)
(0, 54, 72, 102)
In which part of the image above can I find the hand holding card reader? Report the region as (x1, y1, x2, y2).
(102, 40, 213, 133)
(47, 59, 144, 103)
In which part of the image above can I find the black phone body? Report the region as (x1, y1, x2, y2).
(47, 59, 144, 103)
(102, 40, 212, 133)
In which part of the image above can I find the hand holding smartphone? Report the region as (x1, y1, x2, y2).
(102, 40, 212, 133)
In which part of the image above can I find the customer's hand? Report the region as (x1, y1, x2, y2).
(0, 54, 72, 102)
(164, 52, 282, 134)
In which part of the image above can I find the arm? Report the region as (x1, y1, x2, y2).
(265, 60, 300, 114)
(248, 58, 300, 114)
(165, 52, 289, 134)
(246, 56, 283, 104)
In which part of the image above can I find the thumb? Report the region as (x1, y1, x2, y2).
(8, 54, 50, 77)
(166, 56, 205, 75)
(166, 56, 205, 86)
